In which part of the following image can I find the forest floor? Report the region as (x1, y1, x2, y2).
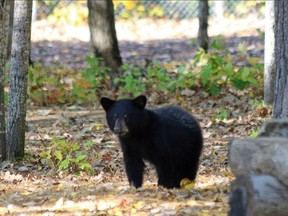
(0, 17, 269, 215)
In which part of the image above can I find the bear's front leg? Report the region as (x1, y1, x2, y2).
(123, 152, 145, 188)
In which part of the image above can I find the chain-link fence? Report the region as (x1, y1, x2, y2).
(34, 0, 265, 21)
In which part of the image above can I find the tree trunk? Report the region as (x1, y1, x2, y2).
(6, 0, 32, 160)
(273, 1, 288, 118)
(198, 0, 209, 52)
(229, 137, 288, 187)
(264, 0, 275, 105)
(87, 0, 122, 78)
(7, 0, 14, 62)
(229, 174, 288, 216)
(213, 1, 224, 21)
(7, 1, 34, 66)
(0, 0, 11, 161)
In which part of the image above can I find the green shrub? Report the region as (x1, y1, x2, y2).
(193, 38, 262, 96)
(114, 64, 146, 97)
(27, 36, 263, 104)
(39, 139, 94, 174)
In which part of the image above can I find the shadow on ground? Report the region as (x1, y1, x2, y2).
(31, 35, 263, 70)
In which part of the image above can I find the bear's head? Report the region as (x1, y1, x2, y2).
(100, 95, 148, 138)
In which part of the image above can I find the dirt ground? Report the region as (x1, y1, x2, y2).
(0, 17, 268, 215)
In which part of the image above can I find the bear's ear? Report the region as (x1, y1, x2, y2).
(100, 97, 115, 111)
(133, 95, 147, 109)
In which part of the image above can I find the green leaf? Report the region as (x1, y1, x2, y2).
(213, 54, 223, 66)
(133, 69, 142, 76)
(225, 63, 233, 76)
(72, 143, 80, 151)
(250, 130, 259, 138)
(39, 149, 51, 158)
(58, 159, 69, 171)
(201, 65, 212, 86)
(231, 78, 247, 90)
(86, 56, 94, 65)
(247, 77, 257, 85)
(209, 84, 221, 96)
(80, 163, 93, 170)
(210, 37, 225, 50)
(76, 154, 86, 162)
(241, 67, 250, 80)
(54, 150, 63, 161)
(84, 140, 94, 149)
(176, 77, 186, 88)
(217, 107, 228, 120)
(124, 75, 133, 85)
(53, 139, 66, 147)
(177, 65, 186, 74)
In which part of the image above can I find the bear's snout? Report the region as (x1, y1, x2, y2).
(113, 118, 129, 137)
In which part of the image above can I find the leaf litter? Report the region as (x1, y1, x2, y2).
(0, 88, 270, 215)
(0, 17, 267, 215)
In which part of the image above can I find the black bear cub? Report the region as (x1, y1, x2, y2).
(101, 95, 203, 189)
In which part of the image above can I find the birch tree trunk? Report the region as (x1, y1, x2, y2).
(198, 0, 209, 52)
(273, 1, 288, 118)
(87, 0, 122, 78)
(264, 0, 275, 105)
(6, 0, 32, 160)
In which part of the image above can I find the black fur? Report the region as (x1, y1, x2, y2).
(101, 95, 203, 188)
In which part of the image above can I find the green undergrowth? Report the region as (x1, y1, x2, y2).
(26, 37, 263, 106)
(39, 139, 94, 174)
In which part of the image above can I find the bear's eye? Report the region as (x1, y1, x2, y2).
(124, 114, 128, 120)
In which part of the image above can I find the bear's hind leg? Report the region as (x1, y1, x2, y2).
(155, 164, 177, 188)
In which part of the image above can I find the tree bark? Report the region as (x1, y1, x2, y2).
(0, 0, 11, 161)
(229, 138, 288, 187)
(264, 0, 275, 105)
(87, 0, 122, 78)
(229, 174, 288, 216)
(6, 0, 32, 160)
(273, 1, 288, 118)
(7, 0, 14, 62)
(198, 0, 209, 52)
